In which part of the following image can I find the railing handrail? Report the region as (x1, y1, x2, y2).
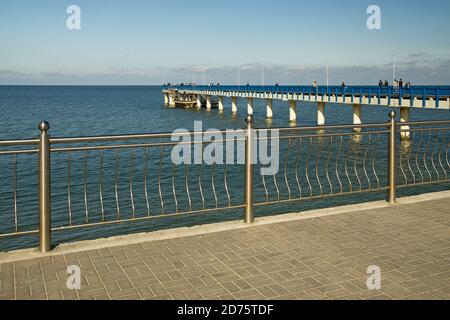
(163, 85, 450, 89)
(396, 120, 450, 126)
(1, 121, 447, 150)
(49, 130, 229, 144)
(1, 123, 397, 147)
(0, 139, 39, 146)
(163, 85, 450, 100)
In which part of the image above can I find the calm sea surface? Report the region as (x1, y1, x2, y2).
(0, 85, 448, 251)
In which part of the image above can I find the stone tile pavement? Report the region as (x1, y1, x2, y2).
(1, 197, 449, 300)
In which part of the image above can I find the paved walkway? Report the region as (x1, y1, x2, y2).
(1, 197, 450, 300)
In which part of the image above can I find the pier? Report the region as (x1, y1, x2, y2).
(163, 85, 450, 139)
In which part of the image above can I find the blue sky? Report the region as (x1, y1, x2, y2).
(0, 0, 449, 85)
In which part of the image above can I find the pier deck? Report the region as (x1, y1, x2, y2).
(163, 85, 450, 110)
(1, 192, 449, 300)
(163, 85, 450, 125)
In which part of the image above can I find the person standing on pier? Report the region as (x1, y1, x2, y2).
(378, 80, 383, 87)
(312, 80, 318, 94)
(393, 79, 399, 89)
(393, 79, 400, 94)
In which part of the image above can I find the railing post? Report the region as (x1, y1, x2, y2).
(387, 111, 397, 204)
(38, 121, 51, 252)
(244, 115, 255, 223)
(436, 88, 440, 108)
(399, 87, 403, 105)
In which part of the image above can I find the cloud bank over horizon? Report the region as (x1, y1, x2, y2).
(1, 55, 449, 85)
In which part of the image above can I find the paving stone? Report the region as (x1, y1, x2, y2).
(1, 197, 450, 300)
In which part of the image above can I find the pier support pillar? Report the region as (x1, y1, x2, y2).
(289, 100, 297, 123)
(196, 95, 202, 109)
(317, 102, 325, 126)
(266, 99, 273, 119)
(206, 95, 212, 111)
(218, 96, 224, 112)
(247, 98, 254, 115)
(164, 93, 169, 105)
(400, 107, 411, 140)
(353, 104, 362, 132)
(231, 97, 238, 114)
(169, 94, 175, 107)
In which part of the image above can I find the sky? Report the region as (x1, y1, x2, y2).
(0, 0, 449, 85)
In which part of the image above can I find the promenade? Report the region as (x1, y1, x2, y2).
(1, 192, 449, 300)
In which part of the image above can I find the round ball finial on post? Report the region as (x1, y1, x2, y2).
(388, 111, 396, 119)
(245, 114, 254, 127)
(38, 121, 50, 132)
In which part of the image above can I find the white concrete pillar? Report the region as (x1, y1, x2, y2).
(266, 99, 273, 119)
(353, 104, 362, 131)
(231, 96, 237, 114)
(196, 95, 202, 109)
(164, 93, 169, 105)
(218, 96, 224, 112)
(206, 95, 212, 111)
(247, 97, 254, 115)
(289, 100, 297, 123)
(400, 107, 411, 140)
(169, 94, 175, 107)
(317, 102, 325, 126)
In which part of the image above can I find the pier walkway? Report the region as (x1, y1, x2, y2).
(1, 192, 449, 300)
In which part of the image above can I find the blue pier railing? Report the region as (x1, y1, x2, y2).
(163, 85, 450, 108)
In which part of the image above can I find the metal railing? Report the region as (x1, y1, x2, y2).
(164, 85, 450, 108)
(0, 112, 449, 252)
(397, 121, 449, 188)
(253, 121, 391, 206)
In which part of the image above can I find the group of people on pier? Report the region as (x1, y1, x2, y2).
(378, 79, 411, 89)
(310, 79, 412, 90)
